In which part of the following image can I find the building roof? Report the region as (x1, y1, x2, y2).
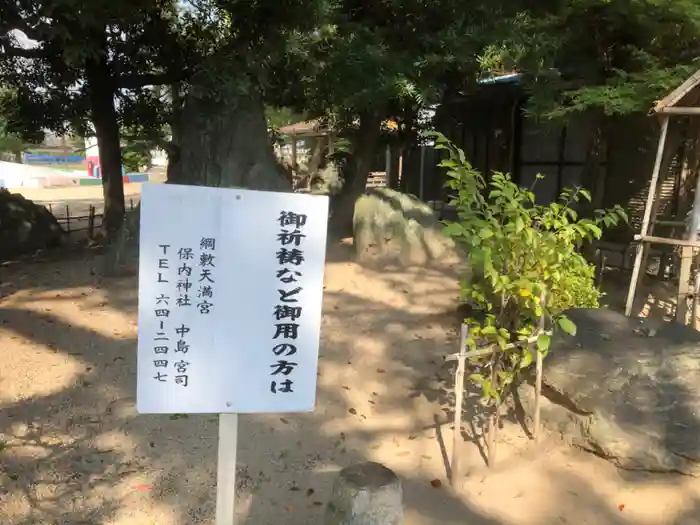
(653, 68, 700, 113)
(278, 120, 326, 136)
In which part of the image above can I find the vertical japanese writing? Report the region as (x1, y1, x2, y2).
(271, 210, 308, 394)
(197, 237, 216, 315)
(153, 244, 171, 384)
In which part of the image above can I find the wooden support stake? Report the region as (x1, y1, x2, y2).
(444, 333, 548, 362)
(487, 351, 498, 468)
(626, 115, 671, 317)
(450, 324, 468, 487)
(533, 291, 547, 442)
(693, 270, 700, 331)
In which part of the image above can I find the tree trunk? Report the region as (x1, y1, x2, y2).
(168, 82, 291, 191)
(85, 51, 125, 241)
(330, 110, 383, 238)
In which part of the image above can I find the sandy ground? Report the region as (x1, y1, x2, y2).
(18, 184, 145, 217)
(1, 236, 700, 525)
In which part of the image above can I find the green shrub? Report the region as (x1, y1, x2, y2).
(432, 132, 626, 404)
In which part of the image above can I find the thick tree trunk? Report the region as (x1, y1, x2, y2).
(85, 52, 125, 241)
(330, 110, 383, 237)
(168, 83, 290, 191)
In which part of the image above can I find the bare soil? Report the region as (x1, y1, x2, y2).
(1, 240, 699, 525)
(1, 184, 699, 524)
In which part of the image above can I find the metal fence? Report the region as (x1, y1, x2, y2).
(48, 198, 138, 239)
(48, 172, 388, 241)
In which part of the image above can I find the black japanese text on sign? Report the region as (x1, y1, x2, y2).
(271, 210, 308, 394)
(151, 237, 215, 389)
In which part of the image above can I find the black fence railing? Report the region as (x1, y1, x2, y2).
(48, 198, 138, 238)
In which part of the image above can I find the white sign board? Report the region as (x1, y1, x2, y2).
(136, 183, 329, 414)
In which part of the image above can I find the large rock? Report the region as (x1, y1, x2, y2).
(353, 188, 463, 267)
(0, 189, 65, 260)
(518, 308, 700, 475)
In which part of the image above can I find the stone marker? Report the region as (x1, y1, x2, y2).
(353, 188, 464, 267)
(324, 462, 403, 525)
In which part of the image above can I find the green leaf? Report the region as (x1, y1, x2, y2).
(557, 316, 577, 336)
(479, 228, 494, 239)
(537, 334, 551, 352)
(442, 222, 463, 237)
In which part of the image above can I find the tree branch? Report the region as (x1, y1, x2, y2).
(0, 42, 46, 59)
(117, 70, 189, 89)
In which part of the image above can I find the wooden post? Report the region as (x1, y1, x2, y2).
(291, 133, 298, 170)
(693, 268, 700, 330)
(677, 159, 700, 324)
(450, 324, 468, 487)
(626, 115, 671, 316)
(88, 205, 96, 239)
(487, 355, 498, 468)
(677, 248, 694, 324)
(533, 291, 547, 442)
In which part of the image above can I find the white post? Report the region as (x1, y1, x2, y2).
(450, 324, 468, 486)
(625, 115, 671, 316)
(216, 413, 239, 525)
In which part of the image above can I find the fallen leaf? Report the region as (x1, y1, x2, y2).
(376, 368, 386, 374)
(408, 435, 417, 440)
(280, 418, 290, 424)
(342, 385, 350, 390)
(368, 400, 376, 405)
(430, 479, 442, 488)
(312, 501, 324, 507)
(134, 483, 152, 492)
(285, 505, 296, 511)
(306, 488, 315, 497)
(289, 486, 300, 491)
(421, 454, 432, 460)
(348, 408, 357, 415)
(618, 504, 625, 512)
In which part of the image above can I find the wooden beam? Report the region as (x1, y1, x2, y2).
(625, 115, 671, 316)
(633, 235, 700, 248)
(444, 333, 547, 362)
(654, 219, 687, 227)
(656, 107, 700, 115)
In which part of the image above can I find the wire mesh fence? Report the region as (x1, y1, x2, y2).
(48, 198, 138, 239)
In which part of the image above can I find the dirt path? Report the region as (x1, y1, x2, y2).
(17, 184, 144, 217)
(1, 243, 699, 524)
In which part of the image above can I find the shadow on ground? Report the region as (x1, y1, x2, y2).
(1, 241, 699, 524)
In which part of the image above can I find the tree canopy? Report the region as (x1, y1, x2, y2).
(1, 0, 700, 240)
